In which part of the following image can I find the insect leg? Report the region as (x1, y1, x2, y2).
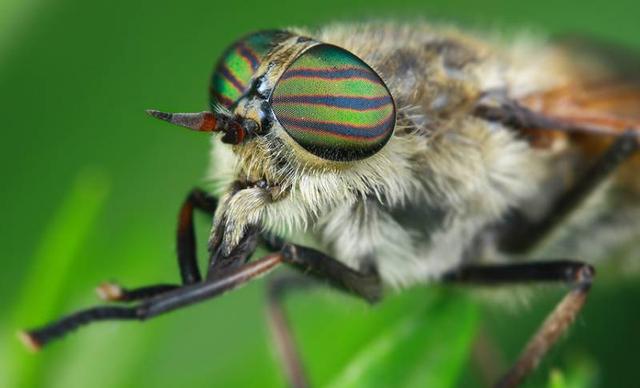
(279, 243, 382, 303)
(498, 131, 638, 253)
(22, 241, 378, 352)
(206, 225, 260, 278)
(97, 189, 217, 302)
(266, 274, 314, 388)
(176, 188, 217, 283)
(443, 260, 594, 388)
(19, 252, 283, 351)
(264, 243, 382, 388)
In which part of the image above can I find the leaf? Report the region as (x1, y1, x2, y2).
(1, 169, 109, 388)
(327, 291, 479, 388)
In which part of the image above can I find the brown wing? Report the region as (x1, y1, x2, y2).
(520, 35, 640, 136)
(514, 37, 640, 191)
(520, 83, 640, 136)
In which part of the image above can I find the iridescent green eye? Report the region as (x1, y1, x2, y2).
(271, 44, 396, 161)
(210, 31, 284, 108)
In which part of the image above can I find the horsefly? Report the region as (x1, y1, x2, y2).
(20, 23, 640, 387)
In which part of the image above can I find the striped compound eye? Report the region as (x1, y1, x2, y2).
(271, 44, 396, 161)
(210, 31, 284, 109)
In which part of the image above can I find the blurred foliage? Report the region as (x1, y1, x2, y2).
(547, 355, 599, 388)
(1, 0, 639, 387)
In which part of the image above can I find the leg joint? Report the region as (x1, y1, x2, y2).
(572, 263, 595, 289)
(186, 188, 217, 213)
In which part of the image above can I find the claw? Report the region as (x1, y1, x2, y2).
(17, 330, 41, 352)
(96, 282, 124, 301)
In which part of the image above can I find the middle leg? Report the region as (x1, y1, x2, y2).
(266, 243, 383, 388)
(267, 275, 314, 388)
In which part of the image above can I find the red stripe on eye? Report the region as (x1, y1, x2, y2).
(218, 66, 245, 93)
(277, 110, 395, 140)
(272, 94, 391, 111)
(278, 109, 394, 129)
(213, 91, 234, 107)
(285, 122, 393, 142)
(236, 43, 260, 70)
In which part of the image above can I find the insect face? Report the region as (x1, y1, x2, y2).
(209, 30, 397, 162)
(148, 31, 403, 254)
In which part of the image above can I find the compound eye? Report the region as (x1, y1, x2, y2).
(210, 31, 284, 108)
(271, 44, 396, 161)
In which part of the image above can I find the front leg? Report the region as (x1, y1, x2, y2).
(20, 239, 377, 353)
(20, 251, 282, 350)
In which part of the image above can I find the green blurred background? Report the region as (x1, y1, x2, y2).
(1, 0, 639, 387)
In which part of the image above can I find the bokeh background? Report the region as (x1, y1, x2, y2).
(1, 0, 639, 387)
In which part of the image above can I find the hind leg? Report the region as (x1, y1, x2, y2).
(444, 260, 594, 388)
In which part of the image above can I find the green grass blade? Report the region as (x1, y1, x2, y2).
(327, 292, 479, 388)
(1, 169, 109, 388)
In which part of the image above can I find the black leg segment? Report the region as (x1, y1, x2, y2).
(443, 260, 592, 285)
(178, 188, 217, 284)
(21, 252, 283, 350)
(96, 282, 179, 302)
(281, 244, 382, 303)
